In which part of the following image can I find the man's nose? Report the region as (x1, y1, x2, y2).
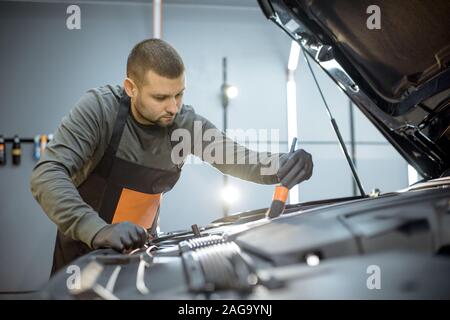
(166, 97, 178, 115)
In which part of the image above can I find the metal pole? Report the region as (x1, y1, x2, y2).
(349, 99, 357, 196)
(152, 0, 162, 39)
(222, 57, 229, 217)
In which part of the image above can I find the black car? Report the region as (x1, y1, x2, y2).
(42, 0, 450, 299)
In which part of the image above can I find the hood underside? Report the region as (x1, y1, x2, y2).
(292, 0, 450, 102)
(258, 0, 450, 179)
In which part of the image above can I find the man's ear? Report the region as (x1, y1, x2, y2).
(123, 78, 138, 97)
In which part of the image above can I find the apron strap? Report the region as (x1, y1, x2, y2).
(95, 90, 130, 178)
(106, 91, 131, 157)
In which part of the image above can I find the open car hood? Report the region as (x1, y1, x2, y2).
(258, 0, 450, 179)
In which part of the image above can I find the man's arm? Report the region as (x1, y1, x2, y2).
(187, 109, 283, 184)
(179, 106, 313, 187)
(30, 90, 109, 247)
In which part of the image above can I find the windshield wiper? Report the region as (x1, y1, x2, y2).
(301, 47, 367, 197)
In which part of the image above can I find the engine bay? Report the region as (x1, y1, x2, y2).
(42, 181, 450, 299)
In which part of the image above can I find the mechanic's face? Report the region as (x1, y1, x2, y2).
(127, 69, 185, 127)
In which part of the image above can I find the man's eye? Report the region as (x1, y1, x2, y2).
(155, 96, 165, 101)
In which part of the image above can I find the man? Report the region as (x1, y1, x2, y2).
(30, 39, 313, 274)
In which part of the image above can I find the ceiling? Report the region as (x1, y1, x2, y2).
(2, 0, 260, 7)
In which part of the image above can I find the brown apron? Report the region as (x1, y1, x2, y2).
(51, 92, 181, 274)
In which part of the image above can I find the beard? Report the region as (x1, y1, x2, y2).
(156, 115, 175, 127)
(134, 98, 175, 128)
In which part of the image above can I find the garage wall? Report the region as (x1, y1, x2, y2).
(0, 0, 408, 292)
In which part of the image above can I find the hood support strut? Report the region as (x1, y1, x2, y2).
(301, 47, 367, 197)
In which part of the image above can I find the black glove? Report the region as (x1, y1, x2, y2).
(276, 149, 313, 189)
(91, 222, 148, 252)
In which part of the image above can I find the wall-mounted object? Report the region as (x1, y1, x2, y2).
(0, 135, 53, 165)
(40, 135, 48, 156)
(33, 134, 53, 161)
(33, 135, 40, 161)
(0, 135, 6, 166)
(12, 135, 21, 165)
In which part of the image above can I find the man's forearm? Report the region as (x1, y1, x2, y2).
(211, 136, 283, 184)
(30, 161, 107, 247)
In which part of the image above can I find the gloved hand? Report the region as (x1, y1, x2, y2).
(91, 222, 148, 252)
(276, 149, 313, 189)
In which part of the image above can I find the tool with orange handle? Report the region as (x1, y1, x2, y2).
(266, 137, 297, 219)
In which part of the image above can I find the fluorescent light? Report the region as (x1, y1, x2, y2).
(286, 80, 298, 143)
(286, 79, 299, 204)
(408, 165, 420, 185)
(290, 185, 299, 204)
(287, 41, 301, 204)
(225, 85, 239, 99)
(221, 185, 239, 205)
(288, 41, 301, 71)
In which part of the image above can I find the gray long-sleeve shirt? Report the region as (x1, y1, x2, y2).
(30, 85, 282, 247)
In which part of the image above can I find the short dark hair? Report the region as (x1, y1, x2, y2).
(126, 38, 185, 85)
